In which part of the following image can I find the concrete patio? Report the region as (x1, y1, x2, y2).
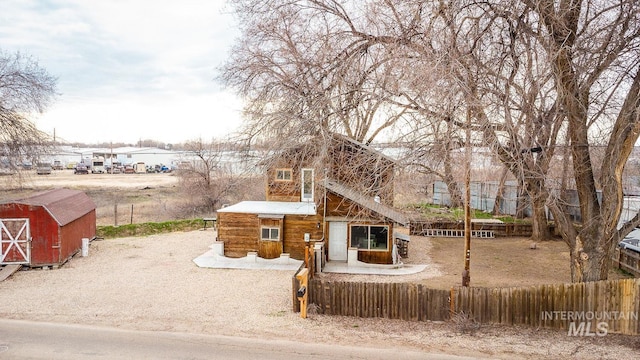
(193, 241, 427, 275)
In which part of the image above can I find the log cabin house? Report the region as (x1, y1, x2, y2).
(217, 133, 408, 265)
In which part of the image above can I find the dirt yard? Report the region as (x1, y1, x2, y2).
(0, 171, 638, 358)
(0, 230, 638, 359)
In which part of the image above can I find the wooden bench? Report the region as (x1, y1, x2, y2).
(203, 217, 217, 230)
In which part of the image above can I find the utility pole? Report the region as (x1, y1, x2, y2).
(462, 110, 472, 287)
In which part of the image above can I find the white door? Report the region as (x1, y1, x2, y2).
(0, 218, 31, 265)
(328, 222, 348, 262)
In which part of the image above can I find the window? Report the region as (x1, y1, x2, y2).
(349, 225, 389, 251)
(301, 168, 314, 202)
(275, 168, 292, 181)
(261, 227, 280, 241)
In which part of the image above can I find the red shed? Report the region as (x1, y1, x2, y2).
(0, 188, 96, 267)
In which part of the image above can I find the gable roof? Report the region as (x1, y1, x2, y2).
(259, 132, 396, 167)
(323, 179, 408, 226)
(6, 189, 96, 226)
(329, 132, 395, 163)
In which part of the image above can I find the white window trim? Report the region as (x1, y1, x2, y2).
(261, 226, 280, 241)
(301, 168, 314, 202)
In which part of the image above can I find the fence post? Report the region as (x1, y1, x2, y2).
(296, 268, 309, 319)
(449, 287, 455, 317)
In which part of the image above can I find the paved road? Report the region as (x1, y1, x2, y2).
(0, 319, 480, 360)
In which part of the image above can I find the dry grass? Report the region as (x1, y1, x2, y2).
(2, 170, 198, 226)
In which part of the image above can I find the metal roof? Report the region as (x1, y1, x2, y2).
(6, 189, 96, 226)
(218, 201, 317, 216)
(323, 179, 408, 226)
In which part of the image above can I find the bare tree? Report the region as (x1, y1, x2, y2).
(516, 0, 640, 281)
(222, 0, 640, 282)
(362, 0, 640, 281)
(399, 114, 466, 208)
(222, 0, 470, 210)
(221, 0, 412, 146)
(0, 50, 57, 181)
(177, 138, 254, 214)
(424, 0, 640, 280)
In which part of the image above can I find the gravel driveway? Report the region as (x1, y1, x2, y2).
(0, 230, 637, 359)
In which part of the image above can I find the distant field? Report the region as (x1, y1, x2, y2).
(2, 170, 190, 226)
(14, 168, 179, 189)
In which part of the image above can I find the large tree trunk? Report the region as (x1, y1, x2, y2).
(492, 167, 509, 215)
(529, 188, 551, 241)
(443, 148, 463, 208)
(540, 1, 605, 282)
(597, 68, 640, 277)
(443, 172, 463, 209)
(541, 5, 640, 281)
(560, 88, 604, 281)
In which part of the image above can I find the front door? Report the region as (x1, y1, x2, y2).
(0, 218, 31, 265)
(328, 222, 348, 261)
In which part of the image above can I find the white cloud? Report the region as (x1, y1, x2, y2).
(1, 0, 243, 144)
(35, 91, 243, 144)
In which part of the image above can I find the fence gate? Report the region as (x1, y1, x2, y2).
(0, 219, 31, 265)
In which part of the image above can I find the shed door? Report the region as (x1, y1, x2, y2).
(0, 219, 31, 265)
(328, 222, 348, 261)
(258, 217, 283, 259)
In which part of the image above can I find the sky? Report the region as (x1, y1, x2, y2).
(1, 0, 244, 145)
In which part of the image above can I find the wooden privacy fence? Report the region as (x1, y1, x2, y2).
(304, 278, 640, 335)
(308, 280, 451, 321)
(452, 278, 640, 335)
(612, 248, 640, 277)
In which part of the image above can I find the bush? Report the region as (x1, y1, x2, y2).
(97, 219, 205, 238)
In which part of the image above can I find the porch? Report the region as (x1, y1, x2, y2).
(193, 238, 427, 275)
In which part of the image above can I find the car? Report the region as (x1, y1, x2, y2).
(52, 160, 64, 170)
(74, 164, 89, 174)
(123, 165, 135, 174)
(619, 236, 640, 253)
(36, 162, 52, 175)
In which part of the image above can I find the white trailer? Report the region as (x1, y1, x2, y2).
(91, 157, 105, 173)
(134, 162, 146, 174)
